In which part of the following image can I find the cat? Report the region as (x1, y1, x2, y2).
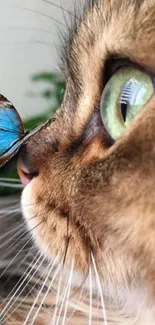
(1, 0, 155, 324)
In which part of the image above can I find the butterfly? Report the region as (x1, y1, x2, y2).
(0, 94, 44, 167)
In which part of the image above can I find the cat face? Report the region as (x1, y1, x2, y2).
(18, 0, 155, 311)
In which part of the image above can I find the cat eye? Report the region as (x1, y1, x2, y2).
(100, 67, 154, 140)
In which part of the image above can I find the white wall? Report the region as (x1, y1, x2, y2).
(0, 0, 74, 119)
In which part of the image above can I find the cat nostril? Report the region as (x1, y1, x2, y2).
(17, 158, 38, 187)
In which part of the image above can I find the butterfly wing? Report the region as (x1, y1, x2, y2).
(0, 95, 24, 133)
(0, 94, 24, 165)
(0, 138, 26, 167)
(0, 124, 46, 167)
(0, 93, 51, 167)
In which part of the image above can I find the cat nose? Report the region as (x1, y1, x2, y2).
(17, 158, 32, 186)
(17, 151, 39, 187)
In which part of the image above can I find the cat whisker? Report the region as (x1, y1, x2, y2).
(0, 222, 25, 244)
(0, 201, 20, 209)
(118, 258, 130, 298)
(0, 247, 38, 314)
(0, 209, 20, 216)
(0, 26, 55, 34)
(2, 217, 44, 258)
(51, 271, 70, 324)
(0, 237, 30, 262)
(29, 39, 62, 49)
(65, 284, 86, 325)
(9, 6, 65, 27)
(42, 0, 75, 19)
(0, 234, 33, 280)
(89, 263, 93, 325)
(53, 260, 74, 325)
(22, 199, 49, 208)
(25, 261, 61, 325)
(0, 176, 23, 188)
(0, 218, 40, 259)
(0, 204, 21, 216)
(2, 226, 31, 258)
(0, 177, 20, 183)
(61, 260, 74, 325)
(51, 264, 64, 324)
(41, 0, 95, 37)
(0, 181, 23, 189)
(4, 256, 54, 324)
(63, 214, 70, 266)
(50, 211, 72, 323)
(0, 238, 47, 321)
(96, 290, 101, 323)
(0, 220, 45, 303)
(0, 40, 57, 48)
(2, 242, 38, 288)
(91, 252, 108, 325)
(17, 244, 38, 255)
(7, 261, 51, 316)
(2, 239, 53, 317)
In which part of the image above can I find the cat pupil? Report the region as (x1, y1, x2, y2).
(120, 103, 127, 122)
(120, 80, 134, 122)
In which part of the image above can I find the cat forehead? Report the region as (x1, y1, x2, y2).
(63, 0, 155, 91)
(30, 0, 155, 151)
(58, 0, 155, 135)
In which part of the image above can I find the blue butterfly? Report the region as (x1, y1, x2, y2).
(0, 94, 43, 167)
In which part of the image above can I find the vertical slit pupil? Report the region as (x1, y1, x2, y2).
(120, 80, 133, 122)
(121, 103, 127, 122)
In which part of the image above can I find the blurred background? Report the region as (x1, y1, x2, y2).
(0, 0, 74, 119)
(0, 0, 77, 194)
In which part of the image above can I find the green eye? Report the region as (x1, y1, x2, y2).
(100, 67, 154, 140)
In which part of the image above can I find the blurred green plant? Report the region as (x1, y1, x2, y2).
(0, 71, 65, 196)
(25, 71, 65, 128)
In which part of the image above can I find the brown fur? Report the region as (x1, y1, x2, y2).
(1, 0, 155, 324)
